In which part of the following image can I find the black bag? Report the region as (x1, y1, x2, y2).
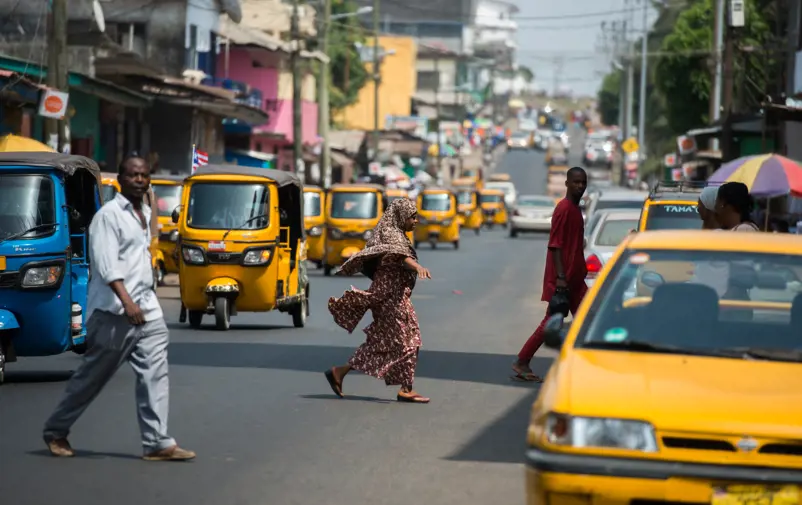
(548, 288, 570, 318)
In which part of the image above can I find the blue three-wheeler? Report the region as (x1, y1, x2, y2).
(0, 152, 102, 383)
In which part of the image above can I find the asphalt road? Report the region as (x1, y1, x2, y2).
(0, 137, 583, 505)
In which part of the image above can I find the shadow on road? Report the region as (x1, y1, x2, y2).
(26, 449, 143, 461)
(168, 342, 553, 389)
(445, 389, 538, 464)
(300, 393, 393, 404)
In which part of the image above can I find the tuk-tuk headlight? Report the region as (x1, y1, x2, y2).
(242, 248, 273, 266)
(363, 230, 374, 241)
(182, 246, 205, 265)
(441, 219, 452, 226)
(329, 227, 344, 240)
(21, 264, 63, 288)
(308, 226, 323, 237)
(169, 230, 179, 242)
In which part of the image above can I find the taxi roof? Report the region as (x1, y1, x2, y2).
(625, 230, 802, 254)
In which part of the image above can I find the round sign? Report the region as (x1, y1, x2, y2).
(44, 95, 64, 114)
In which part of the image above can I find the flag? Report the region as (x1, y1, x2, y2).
(191, 144, 208, 173)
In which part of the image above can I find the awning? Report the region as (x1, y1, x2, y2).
(217, 15, 329, 63)
(0, 70, 49, 104)
(227, 148, 275, 161)
(170, 98, 268, 124)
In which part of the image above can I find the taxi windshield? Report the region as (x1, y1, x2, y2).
(421, 193, 451, 211)
(576, 249, 802, 360)
(151, 184, 182, 218)
(457, 192, 473, 205)
(186, 183, 269, 230)
(101, 184, 117, 204)
(304, 192, 321, 217)
(645, 203, 702, 230)
(330, 191, 378, 219)
(0, 175, 56, 239)
(480, 194, 503, 204)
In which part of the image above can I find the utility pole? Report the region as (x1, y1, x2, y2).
(624, 0, 634, 141)
(291, 0, 304, 181)
(371, 0, 380, 162)
(637, 0, 648, 155)
(46, 0, 69, 152)
(434, 52, 441, 176)
(317, 0, 332, 188)
(710, 0, 725, 151)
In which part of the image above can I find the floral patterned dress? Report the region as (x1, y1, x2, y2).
(328, 198, 422, 388)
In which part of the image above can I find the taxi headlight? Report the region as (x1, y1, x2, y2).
(182, 246, 205, 265)
(363, 230, 374, 241)
(21, 264, 63, 288)
(308, 226, 323, 237)
(545, 414, 658, 452)
(169, 229, 179, 242)
(242, 248, 273, 266)
(329, 227, 344, 240)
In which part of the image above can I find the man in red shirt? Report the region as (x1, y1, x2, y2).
(513, 167, 588, 382)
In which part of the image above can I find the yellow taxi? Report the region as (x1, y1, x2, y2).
(638, 181, 707, 231)
(527, 230, 802, 505)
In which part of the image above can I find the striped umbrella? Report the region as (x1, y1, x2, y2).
(708, 154, 802, 197)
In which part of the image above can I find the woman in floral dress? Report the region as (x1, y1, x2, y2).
(325, 198, 433, 403)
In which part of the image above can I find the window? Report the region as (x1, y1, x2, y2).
(421, 193, 451, 211)
(457, 192, 473, 205)
(187, 24, 199, 70)
(109, 23, 146, 58)
(417, 71, 440, 91)
(0, 175, 56, 240)
(480, 194, 502, 204)
(151, 185, 183, 218)
(645, 204, 703, 231)
(595, 219, 638, 246)
(186, 183, 269, 229)
(304, 192, 321, 217)
(101, 184, 117, 204)
(330, 192, 378, 219)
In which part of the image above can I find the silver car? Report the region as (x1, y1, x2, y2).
(584, 210, 640, 287)
(509, 195, 557, 237)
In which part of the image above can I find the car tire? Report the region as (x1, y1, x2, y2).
(510, 228, 518, 238)
(214, 297, 230, 331)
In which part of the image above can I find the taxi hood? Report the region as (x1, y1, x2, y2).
(560, 350, 802, 439)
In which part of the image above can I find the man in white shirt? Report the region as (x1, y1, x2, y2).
(43, 156, 195, 461)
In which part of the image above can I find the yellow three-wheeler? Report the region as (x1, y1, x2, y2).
(303, 185, 327, 268)
(324, 183, 386, 276)
(479, 188, 509, 229)
(174, 164, 309, 330)
(415, 187, 460, 249)
(101, 172, 167, 285)
(456, 188, 482, 235)
(150, 174, 185, 276)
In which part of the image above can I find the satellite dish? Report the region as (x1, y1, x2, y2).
(93, 0, 106, 32)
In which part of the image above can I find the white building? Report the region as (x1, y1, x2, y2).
(470, 0, 530, 97)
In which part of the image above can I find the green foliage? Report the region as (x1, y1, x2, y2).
(325, 0, 370, 113)
(597, 70, 621, 126)
(517, 65, 534, 83)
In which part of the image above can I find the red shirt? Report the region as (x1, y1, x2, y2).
(542, 198, 586, 301)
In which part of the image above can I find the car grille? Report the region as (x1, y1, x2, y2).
(206, 252, 242, 264)
(662, 437, 735, 451)
(0, 271, 19, 289)
(341, 231, 364, 239)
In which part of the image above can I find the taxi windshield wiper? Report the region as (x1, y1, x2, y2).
(221, 214, 267, 240)
(730, 347, 802, 363)
(0, 223, 58, 244)
(582, 340, 738, 358)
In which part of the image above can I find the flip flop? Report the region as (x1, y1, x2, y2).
(397, 393, 430, 404)
(324, 369, 344, 398)
(510, 372, 543, 383)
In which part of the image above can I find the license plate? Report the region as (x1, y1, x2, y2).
(0, 256, 5, 271)
(208, 241, 226, 251)
(712, 485, 799, 505)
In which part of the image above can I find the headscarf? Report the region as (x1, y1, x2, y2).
(337, 198, 418, 278)
(699, 186, 718, 211)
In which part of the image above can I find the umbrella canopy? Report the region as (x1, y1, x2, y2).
(0, 134, 55, 153)
(708, 154, 802, 197)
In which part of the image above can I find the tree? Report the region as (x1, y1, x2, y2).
(517, 65, 534, 83)
(323, 0, 370, 113)
(597, 70, 621, 126)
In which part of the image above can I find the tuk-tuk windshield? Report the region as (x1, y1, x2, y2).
(330, 191, 378, 219)
(152, 184, 183, 218)
(304, 191, 322, 217)
(187, 183, 269, 229)
(0, 175, 56, 239)
(480, 193, 503, 204)
(457, 192, 473, 205)
(101, 184, 117, 204)
(422, 193, 452, 211)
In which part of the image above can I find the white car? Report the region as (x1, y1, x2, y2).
(509, 195, 556, 237)
(584, 210, 640, 288)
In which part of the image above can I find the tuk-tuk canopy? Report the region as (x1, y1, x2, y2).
(330, 183, 385, 192)
(488, 174, 511, 182)
(151, 173, 188, 183)
(190, 164, 303, 189)
(0, 152, 100, 179)
(421, 186, 455, 195)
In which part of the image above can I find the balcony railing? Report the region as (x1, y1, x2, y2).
(202, 77, 264, 109)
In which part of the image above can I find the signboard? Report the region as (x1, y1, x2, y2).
(671, 168, 683, 181)
(621, 137, 639, 154)
(368, 162, 381, 175)
(677, 135, 696, 155)
(664, 153, 677, 167)
(38, 89, 69, 119)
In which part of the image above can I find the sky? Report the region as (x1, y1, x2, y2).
(510, 0, 658, 97)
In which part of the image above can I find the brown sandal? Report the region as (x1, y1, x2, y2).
(324, 369, 344, 398)
(397, 393, 430, 404)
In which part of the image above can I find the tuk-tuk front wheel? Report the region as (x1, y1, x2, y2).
(453, 240, 459, 250)
(214, 298, 231, 331)
(292, 286, 309, 328)
(474, 227, 480, 236)
(156, 263, 166, 286)
(0, 347, 5, 385)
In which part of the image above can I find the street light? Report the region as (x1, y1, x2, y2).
(331, 6, 372, 20)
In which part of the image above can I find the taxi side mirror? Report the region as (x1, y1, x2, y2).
(640, 271, 665, 289)
(171, 206, 181, 224)
(543, 314, 568, 350)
